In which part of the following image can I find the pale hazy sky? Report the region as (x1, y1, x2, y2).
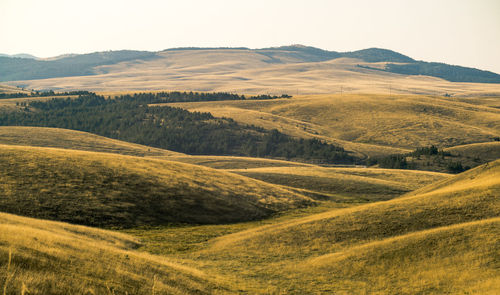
(1, 0, 499, 73)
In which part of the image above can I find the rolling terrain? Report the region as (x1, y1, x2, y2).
(162, 93, 500, 158)
(3, 46, 500, 96)
(168, 160, 499, 294)
(1, 47, 499, 294)
(0, 144, 313, 227)
(0, 127, 498, 294)
(0, 126, 448, 203)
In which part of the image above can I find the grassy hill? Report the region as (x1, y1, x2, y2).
(0, 212, 230, 295)
(0, 145, 312, 227)
(0, 126, 183, 157)
(445, 141, 500, 163)
(164, 93, 500, 157)
(152, 160, 498, 293)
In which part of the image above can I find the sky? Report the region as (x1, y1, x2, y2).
(1, 0, 500, 73)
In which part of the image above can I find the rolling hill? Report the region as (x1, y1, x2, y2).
(0, 126, 183, 157)
(179, 160, 500, 293)
(3, 46, 500, 95)
(163, 93, 500, 157)
(0, 145, 313, 227)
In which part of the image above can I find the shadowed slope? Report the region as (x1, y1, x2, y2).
(0, 145, 312, 228)
(0, 212, 230, 295)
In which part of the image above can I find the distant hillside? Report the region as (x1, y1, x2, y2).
(2, 45, 499, 85)
(0, 53, 37, 59)
(384, 61, 500, 83)
(0, 50, 158, 82)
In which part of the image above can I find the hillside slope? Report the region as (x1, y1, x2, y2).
(0, 212, 230, 294)
(165, 93, 500, 156)
(189, 160, 499, 293)
(0, 145, 312, 227)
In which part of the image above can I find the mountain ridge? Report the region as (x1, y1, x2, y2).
(1, 45, 499, 84)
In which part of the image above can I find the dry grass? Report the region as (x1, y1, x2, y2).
(5, 49, 500, 96)
(150, 160, 498, 293)
(0, 144, 313, 227)
(227, 166, 448, 201)
(163, 155, 313, 169)
(0, 212, 230, 295)
(163, 93, 500, 157)
(0, 126, 182, 157)
(298, 218, 500, 294)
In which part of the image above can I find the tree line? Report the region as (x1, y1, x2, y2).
(0, 92, 354, 164)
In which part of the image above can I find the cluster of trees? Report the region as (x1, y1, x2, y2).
(0, 93, 354, 164)
(368, 145, 470, 173)
(410, 145, 451, 158)
(115, 91, 291, 104)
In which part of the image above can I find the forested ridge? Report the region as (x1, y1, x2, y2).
(0, 92, 355, 163)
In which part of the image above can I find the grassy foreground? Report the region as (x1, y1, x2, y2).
(0, 212, 230, 295)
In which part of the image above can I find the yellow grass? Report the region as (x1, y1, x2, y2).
(0, 212, 231, 295)
(158, 93, 500, 157)
(0, 144, 313, 227)
(163, 160, 499, 293)
(5, 49, 500, 96)
(0, 126, 182, 157)
(299, 218, 500, 294)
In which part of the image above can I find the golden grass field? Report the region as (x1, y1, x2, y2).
(5, 49, 500, 96)
(169, 160, 499, 294)
(0, 75, 499, 294)
(160, 93, 500, 158)
(0, 134, 498, 294)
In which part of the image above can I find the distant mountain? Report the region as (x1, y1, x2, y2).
(0, 53, 37, 59)
(0, 50, 159, 81)
(1, 46, 499, 83)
